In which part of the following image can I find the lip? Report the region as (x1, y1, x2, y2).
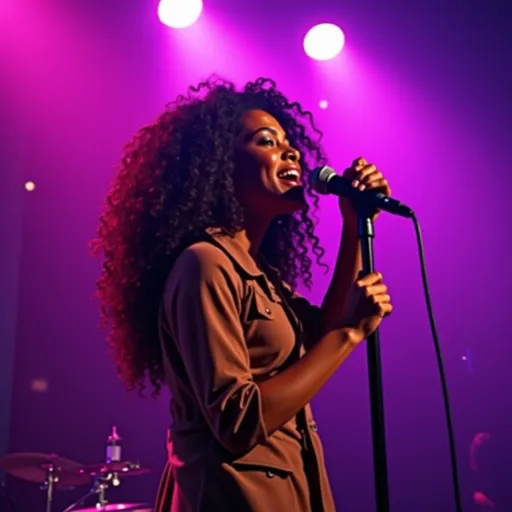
(276, 165, 302, 183)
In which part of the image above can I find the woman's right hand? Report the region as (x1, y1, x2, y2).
(342, 272, 393, 342)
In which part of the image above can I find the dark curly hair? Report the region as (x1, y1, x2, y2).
(92, 76, 328, 396)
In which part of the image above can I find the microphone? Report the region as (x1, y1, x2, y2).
(310, 165, 414, 218)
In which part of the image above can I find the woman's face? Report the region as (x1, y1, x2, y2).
(233, 109, 306, 221)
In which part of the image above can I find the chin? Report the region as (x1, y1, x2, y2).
(277, 186, 307, 213)
(282, 185, 306, 203)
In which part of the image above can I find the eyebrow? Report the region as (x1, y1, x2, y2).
(244, 126, 286, 142)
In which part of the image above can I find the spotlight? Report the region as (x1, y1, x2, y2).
(158, 0, 203, 29)
(319, 100, 329, 109)
(304, 23, 345, 61)
(25, 181, 35, 191)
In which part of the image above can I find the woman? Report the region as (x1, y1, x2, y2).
(94, 77, 393, 511)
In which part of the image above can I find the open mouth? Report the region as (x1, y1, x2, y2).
(277, 168, 301, 185)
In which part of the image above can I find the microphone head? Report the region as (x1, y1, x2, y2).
(310, 165, 337, 194)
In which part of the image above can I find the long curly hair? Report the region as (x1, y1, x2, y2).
(92, 76, 328, 395)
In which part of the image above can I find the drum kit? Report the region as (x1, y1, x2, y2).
(0, 428, 153, 512)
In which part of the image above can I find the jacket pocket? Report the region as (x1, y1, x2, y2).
(244, 287, 275, 322)
(222, 458, 299, 511)
(230, 458, 293, 480)
(215, 434, 309, 511)
(226, 439, 295, 482)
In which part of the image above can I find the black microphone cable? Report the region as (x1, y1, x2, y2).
(311, 165, 462, 509)
(409, 212, 462, 512)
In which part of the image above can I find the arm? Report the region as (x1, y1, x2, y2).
(258, 327, 359, 434)
(165, 244, 360, 454)
(320, 156, 391, 335)
(286, 226, 361, 350)
(320, 225, 361, 334)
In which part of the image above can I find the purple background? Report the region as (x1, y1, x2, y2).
(1, 0, 511, 510)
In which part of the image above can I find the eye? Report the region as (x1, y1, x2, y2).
(257, 137, 275, 147)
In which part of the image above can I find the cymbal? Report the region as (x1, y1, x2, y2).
(73, 504, 152, 511)
(0, 452, 89, 487)
(77, 461, 151, 478)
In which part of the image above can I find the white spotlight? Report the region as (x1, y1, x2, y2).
(158, 0, 203, 29)
(304, 23, 345, 61)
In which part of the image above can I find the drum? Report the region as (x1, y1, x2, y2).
(72, 504, 152, 511)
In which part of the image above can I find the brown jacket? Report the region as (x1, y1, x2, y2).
(154, 230, 336, 512)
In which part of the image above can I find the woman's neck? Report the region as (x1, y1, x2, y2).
(232, 220, 270, 259)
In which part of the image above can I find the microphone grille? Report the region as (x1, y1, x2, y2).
(310, 166, 336, 194)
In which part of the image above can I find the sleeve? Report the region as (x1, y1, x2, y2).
(280, 282, 323, 350)
(163, 244, 267, 454)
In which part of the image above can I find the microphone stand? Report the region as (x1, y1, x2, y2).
(357, 206, 390, 512)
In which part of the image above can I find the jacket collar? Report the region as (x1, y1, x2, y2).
(205, 227, 263, 278)
(204, 228, 283, 304)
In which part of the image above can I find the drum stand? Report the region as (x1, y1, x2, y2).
(62, 472, 120, 512)
(41, 464, 59, 512)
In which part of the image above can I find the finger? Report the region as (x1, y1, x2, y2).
(371, 293, 391, 305)
(366, 180, 392, 198)
(378, 302, 393, 317)
(360, 172, 384, 186)
(365, 285, 388, 297)
(359, 170, 382, 184)
(362, 175, 391, 197)
(356, 272, 383, 286)
(364, 177, 389, 191)
(356, 164, 377, 181)
(352, 157, 368, 170)
(353, 164, 379, 191)
(342, 166, 359, 181)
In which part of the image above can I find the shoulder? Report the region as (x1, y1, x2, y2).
(173, 241, 236, 274)
(167, 241, 243, 294)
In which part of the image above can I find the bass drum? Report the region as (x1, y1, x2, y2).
(72, 504, 152, 511)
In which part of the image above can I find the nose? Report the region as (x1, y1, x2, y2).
(281, 147, 300, 163)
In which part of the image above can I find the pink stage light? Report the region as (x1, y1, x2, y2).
(304, 23, 345, 61)
(158, 0, 203, 29)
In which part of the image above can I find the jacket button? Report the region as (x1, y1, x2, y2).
(266, 470, 275, 478)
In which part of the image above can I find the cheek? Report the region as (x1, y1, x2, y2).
(235, 150, 279, 188)
(258, 152, 280, 185)
(257, 155, 280, 192)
